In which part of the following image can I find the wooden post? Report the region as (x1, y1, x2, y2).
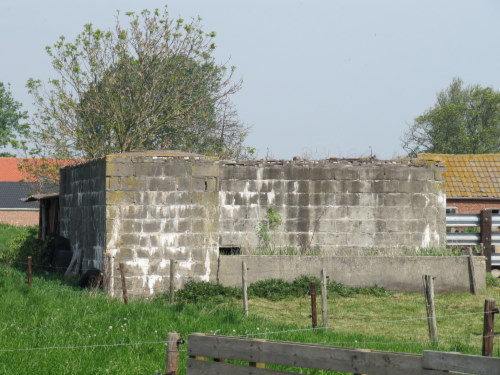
(166, 332, 181, 375)
(482, 299, 497, 357)
(119, 263, 128, 304)
(484, 246, 493, 273)
(468, 248, 477, 295)
(480, 209, 493, 272)
(249, 362, 265, 368)
(169, 260, 175, 304)
(104, 253, 111, 293)
(242, 261, 249, 316)
(310, 281, 318, 329)
(422, 275, 438, 343)
(321, 268, 328, 328)
(27, 256, 32, 286)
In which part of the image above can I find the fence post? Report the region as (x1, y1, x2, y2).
(480, 209, 493, 272)
(119, 263, 128, 304)
(27, 256, 32, 286)
(482, 299, 498, 356)
(242, 261, 249, 316)
(169, 259, 175, 304)
(104, 253, 111, 293)
(467, 248, 477, 295)
(250, 361, 266, 368)
(321, 268, 328, 328)
(310, 281, 318, 329)
(166, 332, 181, 375)
(422, 275, 438, 343)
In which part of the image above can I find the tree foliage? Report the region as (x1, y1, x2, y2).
(28, 7, 248, 159)
(402, 78, 500, 157)
(0, 82, 28, 153)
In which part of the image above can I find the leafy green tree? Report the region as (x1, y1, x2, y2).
(402, 78, 500, 156)
(0, 82, 28, 153)
(28, 7, 248, 159)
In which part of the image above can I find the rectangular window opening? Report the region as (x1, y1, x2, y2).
(219, 247, 241, 255)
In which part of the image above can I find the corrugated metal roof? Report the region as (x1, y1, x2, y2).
(417, 154, 500, 198)
(21, 192, 59, 202)
(0, 182, 39, 209)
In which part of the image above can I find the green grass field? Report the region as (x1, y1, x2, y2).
(1, 264, 499, 375)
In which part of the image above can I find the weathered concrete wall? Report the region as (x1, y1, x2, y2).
(59, 159, 106, 272)
(219, 161, 446, 254)
(59, 152, 447, 298)
(218, 255, 486, 294)
(104, 152, 220, 298)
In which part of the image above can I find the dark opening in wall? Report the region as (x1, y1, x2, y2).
(446, 207, 457, 214)
(219, 247, 241, 255)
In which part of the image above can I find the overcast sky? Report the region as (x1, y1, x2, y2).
(1, 0, 500, 159)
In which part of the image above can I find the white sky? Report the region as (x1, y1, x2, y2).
(1, 0, 500, 159)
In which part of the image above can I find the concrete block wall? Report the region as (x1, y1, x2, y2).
(219, 160, 446, 255)
(104, 152, 220, 298)
(59, 152, 447, 298)
(218, 255, 486, 294)
(59, 159, 106, 272)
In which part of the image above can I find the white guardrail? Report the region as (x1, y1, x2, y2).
(446, 214, 500, 267)
(493, 255, 500, 267)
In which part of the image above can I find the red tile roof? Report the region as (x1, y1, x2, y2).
(0, 157, 81, 183)
(0, 157, 24, 182)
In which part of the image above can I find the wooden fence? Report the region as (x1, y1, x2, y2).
(186, 334, 500, 375)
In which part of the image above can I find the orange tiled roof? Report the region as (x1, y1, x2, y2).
(0, 157, 24, 181)
(0, 157, 81, 182)
(417, 154, 500, 198)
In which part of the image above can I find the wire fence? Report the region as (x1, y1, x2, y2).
(0, 260, 497, 368)
(0, 309, 497, 354)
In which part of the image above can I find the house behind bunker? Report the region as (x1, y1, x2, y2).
(59, 151, 446, 297)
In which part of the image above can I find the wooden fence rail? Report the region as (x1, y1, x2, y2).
(187, 334, 500, 375)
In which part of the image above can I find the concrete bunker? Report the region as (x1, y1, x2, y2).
(58, 151, 446, 298)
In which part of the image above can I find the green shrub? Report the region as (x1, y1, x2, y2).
(0, 226, 50, 269)
(486, 272, 500, 288)
(354, 284, 393, 297)
(291, 275, 320, 295)
(247, 275, 391, 301)
(327, 280, 358, 297)
(0, 224, 32, 252)
(160, 276, 393, 305)
(248, 279, 299, 301)
(174, 280, 240, 304)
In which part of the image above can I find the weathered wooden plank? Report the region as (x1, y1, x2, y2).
(188, 334, 423, 375)
(423, 351, 500, 375)
(187, 358, 292, 375)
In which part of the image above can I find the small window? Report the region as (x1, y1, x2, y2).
(446, 207, 458, 214)
(219, 247, 241, 255)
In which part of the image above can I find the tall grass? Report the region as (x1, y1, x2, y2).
(1, 264, 498, 374)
